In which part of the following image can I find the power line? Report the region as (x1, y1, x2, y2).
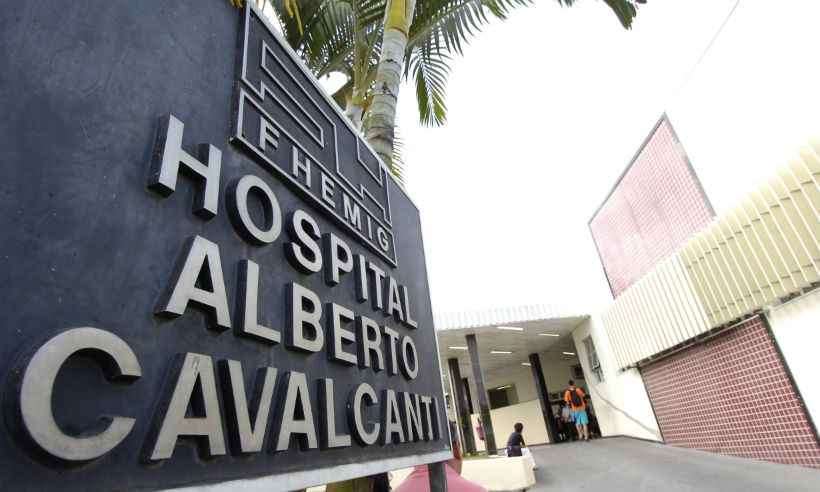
(670, 0, 741, 100)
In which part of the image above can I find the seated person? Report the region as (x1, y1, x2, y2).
(506, 422, 526, 457)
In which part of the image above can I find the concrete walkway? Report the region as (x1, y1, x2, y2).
(530, 437, 820, 491)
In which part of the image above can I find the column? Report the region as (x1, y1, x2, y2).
(465, 334, 497, 454)
(528, 352, 557, 443)
(427, 462, 448, 492)
(447, 358, 476, 454)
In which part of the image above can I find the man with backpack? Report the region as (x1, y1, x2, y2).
(564, 380, 590, 442)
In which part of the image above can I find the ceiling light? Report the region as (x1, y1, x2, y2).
(497, 326, 524, 332)
(539, 333, 560, 337)
(449, 346, 468, 350)
(495, 385, 512, 390)
(521, 362, 531, 367)
(490, 350, 512, 355)
(562, 351, 576, 356)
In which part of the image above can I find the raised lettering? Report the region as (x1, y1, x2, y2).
(156, 235, 231, 330)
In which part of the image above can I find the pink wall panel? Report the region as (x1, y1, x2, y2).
(641, 316, 820, 468)
(590, 116, 714, 297)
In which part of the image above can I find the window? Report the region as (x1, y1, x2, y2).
(584, 336, 604, 383)
(488, 384, 518, 409)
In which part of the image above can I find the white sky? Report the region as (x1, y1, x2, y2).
(389, 0, 820, 316)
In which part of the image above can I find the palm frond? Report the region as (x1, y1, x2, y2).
(244, 0, 645, 149)
(602, 0, 639, 29)
(408, 46, 450, 126)
(408, 1, 535, 56)
(390, 126, 406, 184)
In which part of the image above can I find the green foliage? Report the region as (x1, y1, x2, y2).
(231, 0, 645, 178)
(259, 0, 643, 130)
(390, 126, 407, 183)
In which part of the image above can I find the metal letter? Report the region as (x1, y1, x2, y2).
(284, 210, 323, 274)
(149, 353, 226, 460)
(317, 379, 351, 449)
(19, 327, 141, 461)
(400, 285, 419, 329)
(380, 389, 405, 444)
(348, 383, 379, 446)
(382, 325, 400, 376)
(236, 260, 280, 344)
(327, 303, 357, 365)
(320, 173, 335, 206)
(367, 261, 386, 310)
(356, 315, 384, 371)
(385, 276, 405, 322)
(227, 174, 282, 245)
(156, 235, 232, 330)
(148, 114, 221, 219)
(400, 335, 419, 380)
(419, 395, 437, 441)
(274, 371, 318, 451)
(291, 147, 312, 187)
(377, 227, 389, 252)
(343, 194, 363, 231)
(285, 282, 324, 352)
(258, 116, 280, 152)
(354, 254, 369, 303)
(322, 233, 353, 286)
(401, 393, 423, 442)
(220, 360, 277, 454)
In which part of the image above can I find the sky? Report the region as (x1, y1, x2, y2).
(385, 0, 820, 316)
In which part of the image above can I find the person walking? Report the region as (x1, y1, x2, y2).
(564, 380, 590, 442)
(559, 400, 576, 441)
(506, 422, 526, 457)
(554, 403, 566, 442)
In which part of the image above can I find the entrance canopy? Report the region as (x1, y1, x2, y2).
(435, 305, 588, 376)
(434, 305, 588, 454)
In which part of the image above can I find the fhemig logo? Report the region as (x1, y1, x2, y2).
(232, 4, 397, 266)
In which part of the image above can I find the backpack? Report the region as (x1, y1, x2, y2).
(568, 388, 582, 407)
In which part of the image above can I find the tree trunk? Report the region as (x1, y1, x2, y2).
(363, 0, 416, 167)
(345, 99, 364, 130)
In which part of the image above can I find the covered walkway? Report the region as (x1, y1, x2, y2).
(530, 437, 820, 491)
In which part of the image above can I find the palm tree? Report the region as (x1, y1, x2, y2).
(247, 0, 646, 178)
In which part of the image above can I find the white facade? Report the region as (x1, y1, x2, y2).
(768, 289, 820, 429)
(572, 316, 662, 442)
(438, 313, 664, 448)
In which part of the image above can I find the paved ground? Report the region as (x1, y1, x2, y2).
(530, 437, 820, 491)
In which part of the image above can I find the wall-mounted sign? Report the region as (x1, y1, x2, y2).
(0, 2, 449, 491)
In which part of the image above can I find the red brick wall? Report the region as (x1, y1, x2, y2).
(641, 316, 820, 468)
(590, 116, 714, 297)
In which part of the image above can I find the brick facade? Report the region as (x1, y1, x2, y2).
(641, 316, 820, 468)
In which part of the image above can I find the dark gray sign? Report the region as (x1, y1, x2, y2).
(0, 2, 449, 491)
